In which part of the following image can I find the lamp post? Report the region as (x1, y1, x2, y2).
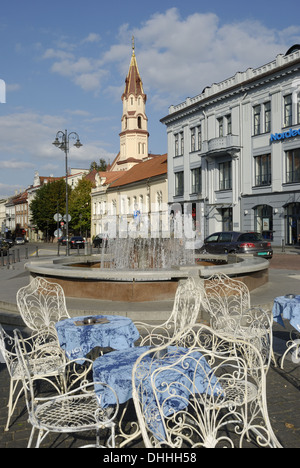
(52, 129, 83, 256)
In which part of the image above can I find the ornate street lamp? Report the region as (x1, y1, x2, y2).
(52, 130, 83, 255)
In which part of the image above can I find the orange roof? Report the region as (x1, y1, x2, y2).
(108, 154, 167, 189)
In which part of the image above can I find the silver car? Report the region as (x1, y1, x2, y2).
(199, 231, 273, 259)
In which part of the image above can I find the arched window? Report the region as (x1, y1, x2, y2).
(137, 116, 142, 129)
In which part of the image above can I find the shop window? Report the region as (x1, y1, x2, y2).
(254, 205, 273, 239)
(221, 208, 232, 231)
(286, 203, 300, 245)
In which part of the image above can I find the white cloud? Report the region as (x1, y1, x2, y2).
(82, 33, 101, 44)
(1, 159, 34, 169)
(105, 8, 300, 107)
(41, 9, 300, 106)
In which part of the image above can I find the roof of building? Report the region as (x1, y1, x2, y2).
(122, 37, 146, 102)
(108, 154, 167, 189)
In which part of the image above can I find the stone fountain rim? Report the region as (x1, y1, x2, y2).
(24, 254, 269, 282)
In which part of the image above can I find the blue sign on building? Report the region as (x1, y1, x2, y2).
(270, 128, 300, 142)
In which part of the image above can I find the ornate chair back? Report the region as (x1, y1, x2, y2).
(136, 277, 204, 347)
(202, 273, 251, 330)
(17, 277, 70, 332)
(132, 323, 281, 449)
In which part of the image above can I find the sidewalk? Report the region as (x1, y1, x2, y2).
(0, 246, 299, 447)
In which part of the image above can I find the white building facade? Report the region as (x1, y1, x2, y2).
(161, 46, 300, 247)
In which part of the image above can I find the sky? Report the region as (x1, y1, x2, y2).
(1, 0, 300, 198)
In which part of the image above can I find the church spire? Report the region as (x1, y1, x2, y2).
(122, 36, 146, 101)
(117, 37, 149, 171)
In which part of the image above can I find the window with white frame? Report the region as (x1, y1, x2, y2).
(286, 149, 300, 183)
(197, 125, 202, 151)
(284, 95, 293, 127)
(219, 161, 232, 190)
(253, 105, 261, 135)
(191, 167, 202, 194)
(175, 171, 184, 197)
(255, 154, 271, 186)
(264, 102, 271, 133)
(191, 127, 195, 152)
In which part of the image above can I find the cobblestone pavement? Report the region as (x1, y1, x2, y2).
(0, 323, 299, 449)
(0, 246, 299, 448)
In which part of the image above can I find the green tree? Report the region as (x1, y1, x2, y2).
(69, 178, 93, 236)
(30, 180, 68, 237)
(89, 158, 107, 172)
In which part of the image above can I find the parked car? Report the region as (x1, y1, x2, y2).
(199, 231, 273, 259)
(69, 236, 85, 249)
(93, 234, 108, 248)
(4, 238, 14, 248)
(58, 236, 68, 246)
(15, 237, 25, 245)
(0, 239, 9, 256)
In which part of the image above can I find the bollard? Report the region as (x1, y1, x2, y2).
(17, 249, 20, 263)
(36, 246, 39, 257)
(25, 247, 28, 259)
(282, 239, 285, 252)
(0, 251, 3, 267)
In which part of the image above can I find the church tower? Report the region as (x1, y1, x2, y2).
(116, 37, 149, 171)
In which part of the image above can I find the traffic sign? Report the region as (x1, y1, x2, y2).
(54, 229, 63, 238)
(54, 213, 62, 222)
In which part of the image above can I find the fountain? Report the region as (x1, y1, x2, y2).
(25, 212, 269, 302)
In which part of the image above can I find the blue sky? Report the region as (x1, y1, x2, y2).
(1, 0, 300, 198)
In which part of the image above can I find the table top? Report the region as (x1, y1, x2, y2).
(55, 314, 140, 362)
(92, 345, 221, 440)
(272, 296, 300, 331)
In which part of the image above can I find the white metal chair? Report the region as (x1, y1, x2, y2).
(134, 276, 204, 347)
(16, 277, 70, 333)
(201, 273, 274, 370)
(0, 325, 67, 431)
(132, 324, 282, 449)
(14, 329, 119, 448)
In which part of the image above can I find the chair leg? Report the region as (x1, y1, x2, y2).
(5, 379, 23, 431)
(27, 427, 36, 448)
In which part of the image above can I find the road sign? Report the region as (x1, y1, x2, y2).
(54, 229, 63, 238)
(63, 214, 72, 222)
(54, 213, 62, 222)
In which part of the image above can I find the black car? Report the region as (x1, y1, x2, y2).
(0, 239, 9, 256)
(69, 236, 85, 249)
(199, 231, 273, 259)
(93, 234, 108, 248)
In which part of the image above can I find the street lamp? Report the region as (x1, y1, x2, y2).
(52, 129, 83, 255)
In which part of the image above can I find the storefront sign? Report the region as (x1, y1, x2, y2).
(270, 128, 300, 142)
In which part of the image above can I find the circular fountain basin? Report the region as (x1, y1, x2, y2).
(25, 253, 269, 302)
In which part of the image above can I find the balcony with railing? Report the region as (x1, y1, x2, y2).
(203, 134, 240, 156)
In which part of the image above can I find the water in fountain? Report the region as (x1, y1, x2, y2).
(100, 236, 194, 271)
